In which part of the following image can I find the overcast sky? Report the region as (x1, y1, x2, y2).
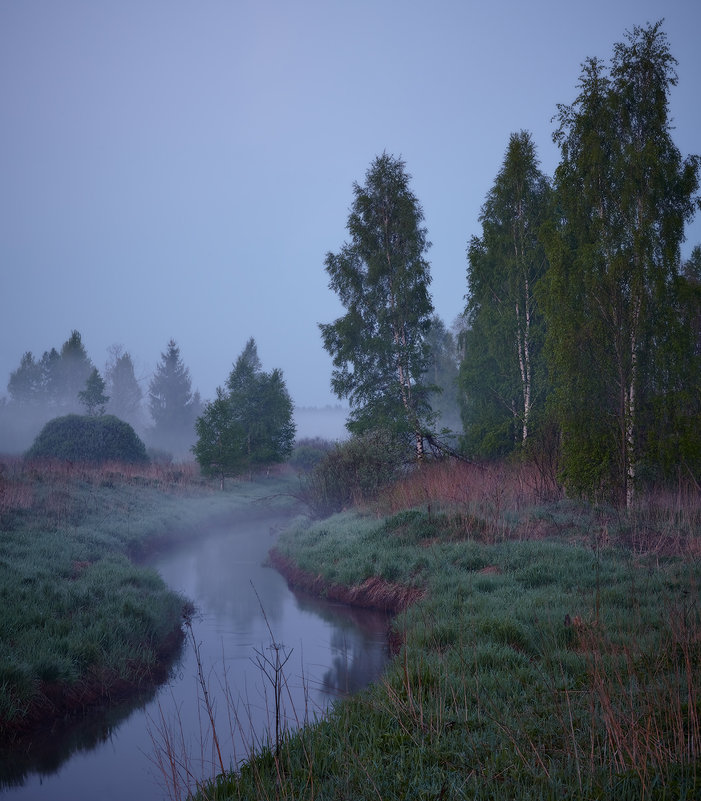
(2, 0, 700, 409)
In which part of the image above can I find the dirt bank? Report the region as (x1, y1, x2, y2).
(268, 547, 425, 614)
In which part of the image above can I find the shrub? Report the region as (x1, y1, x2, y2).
(299, 429, 409, 517)
(26, 415, 149, 464)
(289, 437, 336, 472)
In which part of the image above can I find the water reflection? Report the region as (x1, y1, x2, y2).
(0, 681, 165, 790)
(292, 591, 390, 696)
(0, 513, 391, 800)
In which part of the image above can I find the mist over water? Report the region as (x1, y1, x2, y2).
(0, 511, 390, 801)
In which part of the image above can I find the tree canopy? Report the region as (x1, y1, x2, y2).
(541, 20, 700, 503)
(148, 339, 200, 456)
(105, 347, 143, 428)
(193, 338, 296, 485)
(460, 131, 552, 457)
(79, 368, 109, 416)
(319, 153, 435, 458)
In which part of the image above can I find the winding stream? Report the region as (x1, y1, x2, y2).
(0, 512, 391, 800)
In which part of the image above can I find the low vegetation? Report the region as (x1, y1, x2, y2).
(190, 460, 700, 800)
(0, 457, 299, 742)
(297, 429, 410, 517)
(25, 414, 149, 464)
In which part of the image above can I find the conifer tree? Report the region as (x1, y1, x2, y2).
(79, 368, 109, 416)
(148, 339, 198, 454)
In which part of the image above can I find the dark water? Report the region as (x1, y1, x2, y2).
(0, 513, 391, 800)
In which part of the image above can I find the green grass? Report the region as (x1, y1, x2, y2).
(190, 464, 700, 801)
(0, 459, 301, 737)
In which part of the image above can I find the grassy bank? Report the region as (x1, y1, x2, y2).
(197, 461, 700, 800)
(0, 458, 299, 741)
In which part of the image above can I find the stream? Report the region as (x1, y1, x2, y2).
(0, 512, 391, 800)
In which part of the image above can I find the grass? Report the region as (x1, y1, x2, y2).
(0, 457, 300, 740)
(186, 460, 700, 800)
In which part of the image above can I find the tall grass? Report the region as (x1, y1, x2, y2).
(182, 459, 700, 800)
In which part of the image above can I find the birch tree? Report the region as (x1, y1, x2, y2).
(542, 21, 699, 504)
(459, 131, 551, 456)
(320, 153, 435, 458)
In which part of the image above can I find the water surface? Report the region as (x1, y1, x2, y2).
(0, 512, 390, 800)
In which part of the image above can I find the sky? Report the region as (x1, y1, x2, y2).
(1, 0, 700, 410)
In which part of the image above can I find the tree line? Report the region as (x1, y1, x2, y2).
(2, 22, 698, 504)
(1, 332, 203, 457)
(321, 21, 700, 506)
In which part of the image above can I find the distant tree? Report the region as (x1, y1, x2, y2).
(193, 338, 296, 485)
(542, 21, 700, 503)
(7, 352, 43, 405)
(38, 348, 61, 407)
(459, 131, 551, 457)
(319, 153, 435, 458)
(148, 339, 198, 455)
(105, 347, 143, 427)
(79, 368, 109, 416)
(424, 316, 461, 439)
(54, 330, 94, 411)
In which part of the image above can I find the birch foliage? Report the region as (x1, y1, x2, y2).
(542, 21, 700, 503)
(320, 153, 435, 456)
(459, 131, 551, 456)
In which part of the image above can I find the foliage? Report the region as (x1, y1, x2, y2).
(78, 368, 109, 416)
(299, 428, 409, 517)
(53, 330, 95, 411)
(460, 131, 552, 457)
(288, 437, 336, 472)
(3, 331, 103, 452)
(541, 21, 700, 503)
(320, 153, 435, 458)
(148, 339, 200, 456)
(26, 414, 149, 464)
(193, 338, 295, 483)
(7, 330, 93, 413)
(105, 347, 143, 428)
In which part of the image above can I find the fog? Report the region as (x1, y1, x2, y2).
(0, 399, 347, 457)
(2, 2, 699, 422)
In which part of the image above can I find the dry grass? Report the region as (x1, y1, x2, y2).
(374, 458, 701, 557)
(0, 457, 202, 523)
(377, 460, 554, 515)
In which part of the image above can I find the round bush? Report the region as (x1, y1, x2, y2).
(26, 414, 149, 464)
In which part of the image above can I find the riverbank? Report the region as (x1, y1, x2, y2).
(0, 458, 300, 745)
(199, 461, 701, 801)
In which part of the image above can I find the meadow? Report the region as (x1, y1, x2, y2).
(0, 458, 298, 742)
(192, 461, 700, 800)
